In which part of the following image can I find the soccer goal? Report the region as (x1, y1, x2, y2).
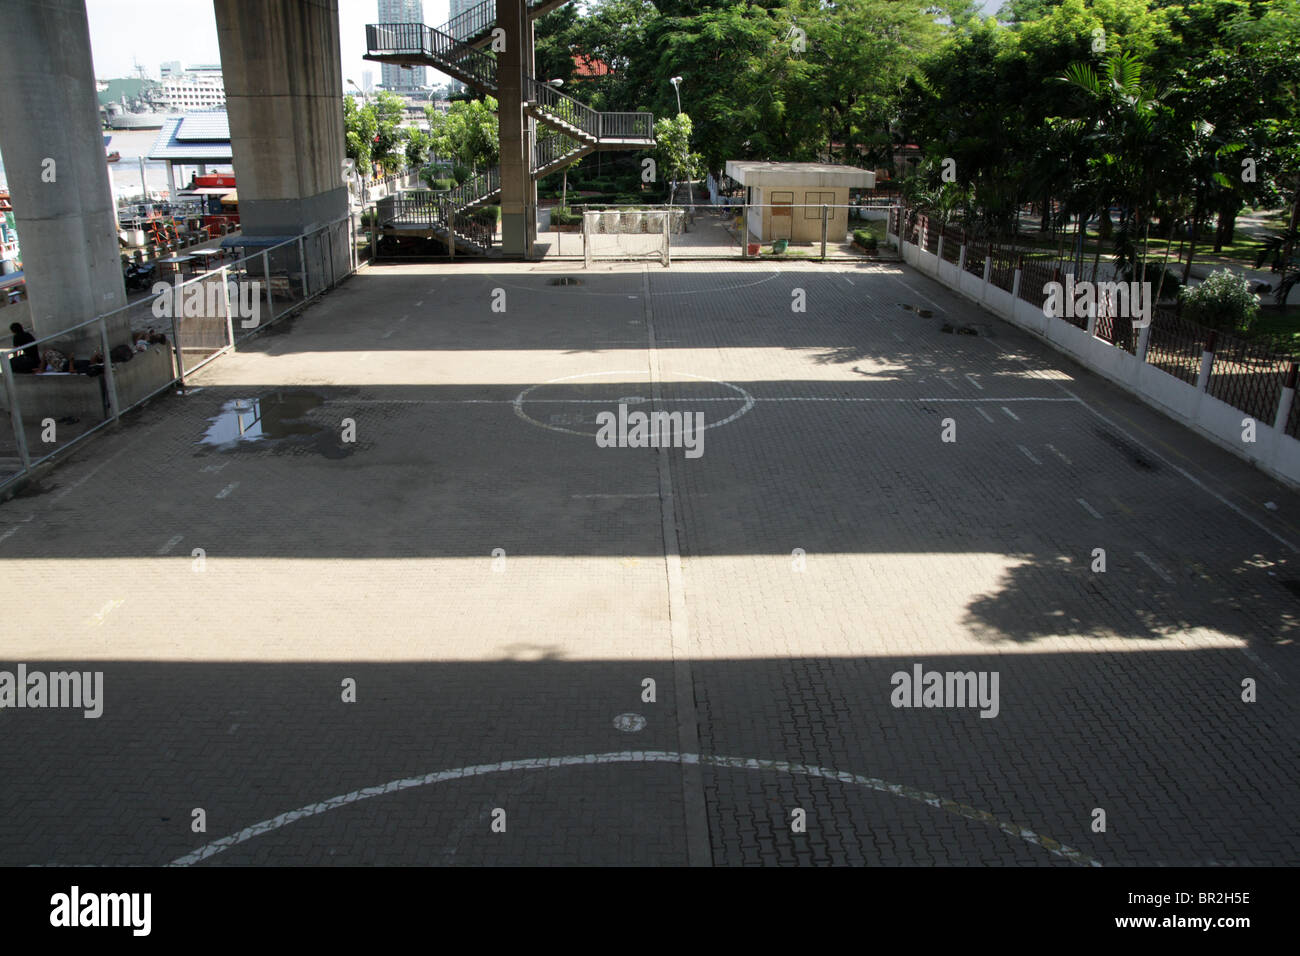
(582, 209, 672, 267)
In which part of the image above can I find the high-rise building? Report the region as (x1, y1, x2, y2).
(378, 0, 427, 91)
(447, 0, 475, 94)
(361, 70, 375, 94)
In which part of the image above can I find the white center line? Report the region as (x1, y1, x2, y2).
(975, 407, 995, 423)
(1001, 406, 1021, 421)
(216, 482, 239, 499)
(1077, 498, 1103, 519)
(1018, 444, 1042, 465)
(157, 534, 183, 555)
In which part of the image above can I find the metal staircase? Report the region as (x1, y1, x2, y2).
(364, 0, 655, 254)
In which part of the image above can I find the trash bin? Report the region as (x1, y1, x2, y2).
(773, 239, 788, 254)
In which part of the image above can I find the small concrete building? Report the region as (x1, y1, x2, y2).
(725, 161, 875, 243)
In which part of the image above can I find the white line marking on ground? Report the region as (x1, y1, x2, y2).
(1077, 498, 1103, 519)
(1134, 551, 1174, 585)
(975, 407, 995, 423)
(414, 301, 423, 307)
(891, 275, 946, 312)
(87, 599, 125, 628)
(964, 373, 983, 391)
(331, 396, 1079, 407)
(844, 277, 855, 285)
(157, 534, 183, 555)
(170, 750, 1100, 868)
(1018, 444, 1042, 465)
(571, 493, 660, 499)
(978, 337, 1300, 554)
(200, 462, 230, 473)
(939, 376, 960, 391)
(1001, 406, 1021, 421)
(215, 482, 239, 499)
(1240, 647, 1286, 686)
(1046, 443, 1072, 465)
(892, 331, 904, 341)
(380, 329, 394, 339)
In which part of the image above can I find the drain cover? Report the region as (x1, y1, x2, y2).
(612, 713, 646, 733)
(549, 277, 583, 286)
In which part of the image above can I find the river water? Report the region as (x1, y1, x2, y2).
(0, 128, 232, 202)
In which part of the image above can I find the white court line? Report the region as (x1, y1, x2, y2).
(892, 331, 904, 342)
(169, 750, 1099, 868)
(380, 329, 395, 339)
(1241, 647, 1286, 686)
(157, 534, 183, 555)
(571, 493, 659, 499)
(891, 275, 946, 312)
(939, 376, 960, 392)
(964, 374, 983, 391)
(326, 396, 1080, 406)
(414, 301, 423, 307)
(975, 407, 995, 423)
(1046, 443, 1072, 465)
(1001, 406, 1021, 421)
(1077, 498, 1103, 519)
(1018, 445, 1042, 465)
(1134, 551, 1174, 585)
(844, 277, 855, 285)
(978, 335, 1299, 554)
(215, 482, 239, 499)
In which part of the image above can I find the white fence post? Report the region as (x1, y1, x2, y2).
(0, 352, 31, 470)
(99, 318, 120, 422)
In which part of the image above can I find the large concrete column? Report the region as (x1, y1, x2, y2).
(0, 0, 128, 343)
(214, 0, 348, 238)
(496, 0, 529, 257)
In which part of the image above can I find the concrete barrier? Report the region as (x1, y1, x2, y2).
(0, 344, 174, 424)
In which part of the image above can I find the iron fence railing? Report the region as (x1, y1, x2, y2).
(598, 112, 655, 141)
(443, 0, 494, 41)
(940, 223, 963, 264)
(1, 215, 357, 493)
(1208, 335, 1292, 423)
(1143, 306, 1203, 385)
(523, 76, 602, 139)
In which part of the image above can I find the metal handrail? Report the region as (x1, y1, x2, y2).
(524, 76, 601, 139)
(442, 0, 494, 41)
(365, 23, 498, 91)
(598, 112, 654, 141)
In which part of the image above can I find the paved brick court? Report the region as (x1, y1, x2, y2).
(1, 259, 1298, 865)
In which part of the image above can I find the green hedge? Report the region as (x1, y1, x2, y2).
(853, 229, 878, 252)
(550, 207, 582, 226)
(429, 178, 457, 192)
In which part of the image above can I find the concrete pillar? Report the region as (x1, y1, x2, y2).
(214, 0, 348, 241)
(0, 0, 128, 343)
(1197, 331, 1217, 391)
(496, 0, 528, 256)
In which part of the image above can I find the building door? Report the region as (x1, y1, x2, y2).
(771, 191, 793, 240)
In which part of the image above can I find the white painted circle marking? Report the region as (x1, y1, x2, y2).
(170, 750, 1101, 868)
(513, 370, 755, 437)
(613, 713, 646, 732)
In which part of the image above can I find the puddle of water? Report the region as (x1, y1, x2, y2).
(198, 392, 325, 447)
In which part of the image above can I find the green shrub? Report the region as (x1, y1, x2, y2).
(550, 207, 582, 226)
(429, 178, 457, 192)
(1179, 268, 1260, 332)
(853, 229, 878, 252)
(471, 204, 500, 228)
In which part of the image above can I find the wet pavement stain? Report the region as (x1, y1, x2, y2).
(198, 392, 335, 452)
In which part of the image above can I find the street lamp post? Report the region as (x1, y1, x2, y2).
(668, 76, 694, 212)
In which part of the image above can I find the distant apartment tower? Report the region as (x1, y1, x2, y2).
(361, 70, 375, 94)
(378, 0, 427, 91)
(446, 0, 476, 94)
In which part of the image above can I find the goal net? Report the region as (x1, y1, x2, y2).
(582, 209, 672, 267)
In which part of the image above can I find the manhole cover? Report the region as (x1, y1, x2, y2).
(612, 713, 646, 733)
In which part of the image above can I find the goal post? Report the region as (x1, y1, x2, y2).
(582, 208, 672, 268)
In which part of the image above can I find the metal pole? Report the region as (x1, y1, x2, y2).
(170, 308, 185, 386)
(99, 318, 120, 422)
(820, 205, 828, 260)
(221, 265, 234, 347)
(741, 203, 749, 259)
(262, 250, 275, 323)
(663, 206, 671, 268)
(297, 235, 307, 299)
(0, 350, 31, 470)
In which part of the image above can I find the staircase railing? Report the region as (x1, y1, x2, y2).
(444, 0, 495, 40)
(524, 76, 601, 139)
(599, 112, 655, 141)
(534, 133, 586, 172)
(446, 168, 501, 211)
(366, 23, 498, 91)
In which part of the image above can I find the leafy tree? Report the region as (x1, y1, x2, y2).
(426, 97, 501, 174)
(654, 113, 703, 202)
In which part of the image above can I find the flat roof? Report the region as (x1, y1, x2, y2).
(725, 161, 875, 188)
(148, 113, 232, 162)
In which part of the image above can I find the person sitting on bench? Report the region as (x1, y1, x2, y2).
(9, 322, 39, 374)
